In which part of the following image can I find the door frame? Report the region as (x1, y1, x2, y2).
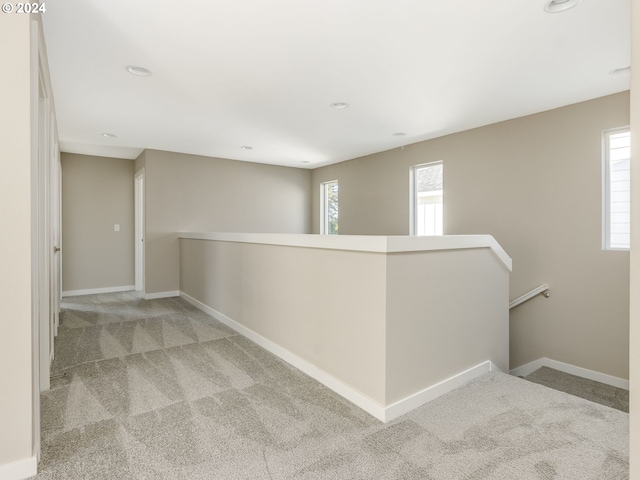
(50, 124, 61, 339)
(135, 168, 145, 292)
(37, 69, 51, 392)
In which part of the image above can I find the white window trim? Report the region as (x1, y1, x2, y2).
(602, 126, 631, 251)
(410, 161, 443, 236)
(320, 180, 338, 235)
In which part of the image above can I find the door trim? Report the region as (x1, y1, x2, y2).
(134, 168, 145, 292)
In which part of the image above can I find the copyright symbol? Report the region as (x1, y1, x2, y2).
(1, 3, 13, 13)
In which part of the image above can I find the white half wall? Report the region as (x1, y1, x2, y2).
(179, 233, 510, 420)
(181, 291, 496, 422)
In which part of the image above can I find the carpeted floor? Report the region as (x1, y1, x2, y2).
(524, 366, 629, 413)
(33, 292, 629, 479)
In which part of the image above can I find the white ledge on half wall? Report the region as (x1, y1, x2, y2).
(178, 232, 513, 271)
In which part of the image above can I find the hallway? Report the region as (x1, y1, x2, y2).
(38, 292, 378, 479)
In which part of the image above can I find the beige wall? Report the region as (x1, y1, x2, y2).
(139, 149, 311, 294)
(385, 248, 509, 404)
(180, 239, 388, 403)
(61, 153, 135, 292)
(312, 92, 630, 380)
(0, 13, 34, 467)
(629, 0, 639, 476)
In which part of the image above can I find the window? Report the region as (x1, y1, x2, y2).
(321, 180, 338, 235)
(603, 128, 631, 250)
(411, 162, 443, 235)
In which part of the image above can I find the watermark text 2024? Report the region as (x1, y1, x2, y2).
(1, 3, 46, 14)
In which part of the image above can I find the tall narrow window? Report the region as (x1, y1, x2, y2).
(321, 180, 339, 235)
(604, 128, 631, 250)
(411, 162, 443, 236)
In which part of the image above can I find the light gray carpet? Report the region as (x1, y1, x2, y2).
(524, 366, 629, 413)
(33, 292, 629, 479)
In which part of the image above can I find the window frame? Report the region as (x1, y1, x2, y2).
(410, 161, 443, 236)
(602, 126, 631, 251)
(320, 180, 339, 235)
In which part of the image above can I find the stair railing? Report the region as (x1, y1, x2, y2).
(509, 284, 549, 310)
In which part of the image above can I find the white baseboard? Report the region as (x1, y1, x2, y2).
(180, 292, 386, 419)
(180, 291, 493, 422)
(384, 361, 494, 422)
(0, 456, 37, 480)
(510, 357, 629, 390)
(144, 290, 180, 300)
(62, 285, 135, 297)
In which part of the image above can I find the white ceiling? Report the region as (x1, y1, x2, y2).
(42, 0, 631, 168)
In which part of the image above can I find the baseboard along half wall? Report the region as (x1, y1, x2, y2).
(61, 285, 135, 297)
(180, 291, 495, 422)
(509, 357, 629, 390)
(384, 361, 494, 422)
(0, 456, 37, 480)
(144, 290, 180, 300)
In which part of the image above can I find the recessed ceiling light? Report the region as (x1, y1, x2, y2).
(544, 0, 581, 13)
(302, 161, 311, 164)
(330, 102, 349, 109)
(101, 133, 117, 138)
(610, 66, 631, 75)
(392, 132, 407, 137)
(240, 146, 253, 150)
(125, 65, 152, 77)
